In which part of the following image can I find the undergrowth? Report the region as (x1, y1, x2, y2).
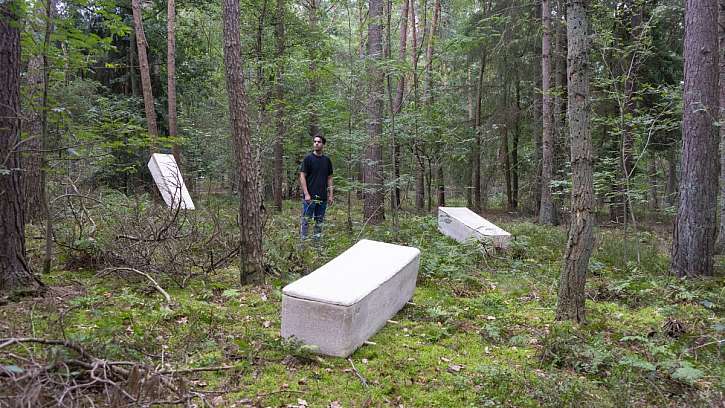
(1, 196, 723, 407)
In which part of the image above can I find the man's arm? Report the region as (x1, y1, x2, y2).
(299, 172, 311, 202)
(327, 175, 334, 204)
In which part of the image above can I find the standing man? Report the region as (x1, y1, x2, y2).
(299, 135, 333, 240)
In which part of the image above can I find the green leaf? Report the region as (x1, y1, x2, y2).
(671, 363, 703, 384)
(222, 289, 240, 298)
(618, 356, 656, 372)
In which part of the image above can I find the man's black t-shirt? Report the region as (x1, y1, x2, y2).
(300, 153, 333, 201)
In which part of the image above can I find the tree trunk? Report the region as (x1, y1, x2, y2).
(307, 0, 321, 139)
(466, 63, 474, 208)
(556, 0, 593, 323)
(473, 49, 486, 213)
(40, 0, 56, 274)
(665, 147, 678, 206)
(423, 0, 440, 102)
(409, 0, 425, 212)
(502, 123, 512, 211)
(647, 155, 660, 211)
(671, 0, 719, 277)
(717, 0, 725, 252)
(391, 0, 409, 209)
(1, 1, 38, 292)
(437, 162, 445, 207)
(131, 0, 158, 146)
(539, 0, 556, 224)
(222, 0, 265, 285)
(273, 0, 286, 211)
(129, 30, 139, 96)
(363, 0, 385, 224)
(168, 0, 180, 163)
(22, 56, 44, 224)
(512, 75, 521, 210)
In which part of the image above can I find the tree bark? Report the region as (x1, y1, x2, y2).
(222, 0, 265, 285)
(273, 0, 286, 211)
(539, 0, 556, 224)
(423, 0, 440, 102)
(671, 0, 719, 277)
(1, 1, 38, 292)
(473, 49, 486, 213)
(307, 0, 321, 139)
(132, 0, 158, 147)
(168, 0, 180, 163)
(717, 0, 725, 252)
(129, 30, 139, 96)
(410, 0, 425, 212)
(363, 0, 385, 224)
(22, 56, 44, 224)
(556, 0, 593, 323)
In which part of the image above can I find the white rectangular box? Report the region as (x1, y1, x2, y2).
(147, 153, 195, 210)
(438, 207, 511, 249)
(281, 239, 420, 357)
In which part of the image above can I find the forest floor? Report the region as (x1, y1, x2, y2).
(1, 197, 724, 407)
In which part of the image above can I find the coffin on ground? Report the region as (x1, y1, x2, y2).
(438, 207, 511, 249)
(281, 239, 420, 357)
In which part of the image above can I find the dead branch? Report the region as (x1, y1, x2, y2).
(97, 267, 172, 306)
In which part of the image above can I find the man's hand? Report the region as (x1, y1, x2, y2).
(304, 193, 311, 203)
(327, 193, 334, 205)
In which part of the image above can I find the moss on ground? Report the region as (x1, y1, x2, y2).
(2, 201, 723, 407)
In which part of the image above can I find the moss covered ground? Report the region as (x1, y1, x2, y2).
(1, 200, 723, 407)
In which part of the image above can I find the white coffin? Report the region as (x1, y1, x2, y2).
(281, 239, 420, 357)
(147, 153, 195, 210)
(438, 207, 511, 249)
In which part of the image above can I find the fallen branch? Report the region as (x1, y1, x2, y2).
(347, 357, 368, 388)
(97, 267, 172, 306)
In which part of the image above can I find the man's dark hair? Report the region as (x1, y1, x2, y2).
(313, 135, 327, 145)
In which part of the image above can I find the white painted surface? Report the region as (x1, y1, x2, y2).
(438, 207, 511, 249)
(147, 153, 195, 210)
(283, 239, 420, 306)
(281, 239, 420, 357)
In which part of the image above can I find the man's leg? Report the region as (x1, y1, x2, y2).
(312, 201, 327, 240)
(300, 200, 315, 240)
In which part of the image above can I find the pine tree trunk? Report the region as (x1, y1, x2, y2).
(307, 0, 320, 139)
(473, 49, 486, 213)
(647, 155, 660, 211)
(423, 0, 440, 101)
(512, 75, 521, 210)
(222, 0, 265, 285)
(556, 0, 593, 323)
(273, 0, 286, 211)
(391, 0, 409, 209)
(363, 0, 385, 224)
(539, 0, 556, 224)
(717, 0, 725, 252)
(132, 0, 158, 146)
(466, 63, 474, 208)
(129, 30, 139, 96)
(671, 0, 719, 277)
(22, 56, 45, 223)
(1, 2, 37, 292)
(168, 0, 180, 163)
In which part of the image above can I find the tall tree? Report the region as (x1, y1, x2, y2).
(131, 0, 159, 146)
(670, 0, 719, 277)
(222, 0, 265, 284)
(363, 0, 385, 224)
(391, 0, 409, 209)
(539, 0, 556, 224)
(168, 0, 180, 163)
(556, 0, 593, 323)
(717, 0, 725, 253)
(410, 0, 425, 212)
(1, 0, 40, 292)
(273, 0, 286, 211)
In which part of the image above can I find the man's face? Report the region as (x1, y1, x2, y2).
(313, 137, 324, 152)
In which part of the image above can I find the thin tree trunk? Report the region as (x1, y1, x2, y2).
(717, 0, 725, 252)
(466, 63, 474, 208)
(671, 0, 719, 277)
(502, 122, 512, 210)
(410, 0, 425, 212)
(647, 154, 659, 211)
(222, 0, 265, 285)
(437, 162, 445, 207)
(539, 0, 556, 224)
(129, 30, 139, 96)
(364, 0, 385, 224)
(512, 74, 521, 210)
(23, 56, 44, 223)
(423, 0, 440, 101)
(168, 0, 180, 163)
(1, 1, 39, 292)
(308, 0, 321, 139)
(273, 0, 286, 211)
(131, 0, 158, 147)
(391, 0, 409, 209)
(473, 49, 486, 213)
(665, 147, 678, 206)
(556, 0, 593, 323)
(40, 0, 56, 274)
